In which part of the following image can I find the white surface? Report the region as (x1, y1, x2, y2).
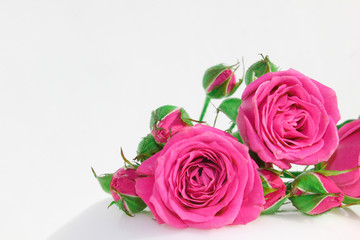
(48, 198, 360, 240)
(0, 0, 360, 239)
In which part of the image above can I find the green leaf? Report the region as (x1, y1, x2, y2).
(136, 134, 162, 162)
(262, 196, 288, 215)
(218, 98, 242, 122)
(342, 196, 360, 205)
(337, 119, 355, 130)
(91, 167, 113, 194)
(150, 105, 178, 130)
(245, 55, 278, 85)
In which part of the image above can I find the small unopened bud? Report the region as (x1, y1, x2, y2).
(289, 172, 344, 215)
(258, 169, 287, 214)
(202, 63, 241, 99)
(110, 168, 146, 216)
(245, 55, 278, 85)
(150, 105, 192, 144)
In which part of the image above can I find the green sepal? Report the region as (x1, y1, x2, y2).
(122, 195, 147, 214)
(315, 162, 324, 170)
(203, 63, 241, 99)
(263, 186, 278, 195)
(285, 181, 293, 195)
(289, 193, 333, 215)
(115, 199, 133, 217)
(91, 167, 113, 194)
(231, 131, 243, 143)
(337, 119, 355, 130)
(179, 108, 193, 126)
(202, 64, 228, 90)
(245, 55, 278, 85)
(227, 79, 242, 96)
(313, 166, 360, 177)
(262, 196, 288, 215)
(206, 79, 230, 99)
(291, 173, 328, 194)
(259, 174, 271, 189)
(150, 105, 193, 131)
(112, 195, 147, 217)
(342, 196, 360, 205)
(218, 98, 242, 122)
(110, 188, 148, 216)
(150, 105, 178, 130)
(108, 201, 116, 208)
(136, 134, 162, 163)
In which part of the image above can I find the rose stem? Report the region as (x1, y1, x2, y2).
(199, 96, 211, 122)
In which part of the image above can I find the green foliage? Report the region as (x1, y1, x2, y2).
(218, 98, 242, 122)
(136, 134, 162, 162)
(91, 167, 113, 194)
(245, 55, 278, 85)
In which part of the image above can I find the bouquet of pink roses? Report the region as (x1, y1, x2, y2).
(92, 55, 360, 229)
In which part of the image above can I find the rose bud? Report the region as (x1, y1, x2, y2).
(244, 55, 278, 85)
(202, 63, 241, 99)
(325, 119, 360, 198)
(109, 168, 147, 216)
(258, 169, 287, 214)
(150, 105, 192, 144)
(289, 172, 344, 215)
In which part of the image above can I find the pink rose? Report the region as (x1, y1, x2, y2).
(258, 169, 286, 211)
(110, 168, 139, 201)
(136, 124, 264, 229)
(326, 119, 360, 198)
(237, 69, 340, 169)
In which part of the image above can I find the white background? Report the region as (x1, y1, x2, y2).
(1, 0, 360, 239)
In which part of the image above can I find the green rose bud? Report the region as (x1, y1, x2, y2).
(202, 63, 241, 99)
(245, 55, 278, 85)
(150, 105, 193, 144)
(289, 172, 344, 215)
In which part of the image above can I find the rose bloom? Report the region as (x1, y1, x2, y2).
(326, 119, 360, 197)
(136, 124, 264, 229)
(237, 69, 340, 169)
